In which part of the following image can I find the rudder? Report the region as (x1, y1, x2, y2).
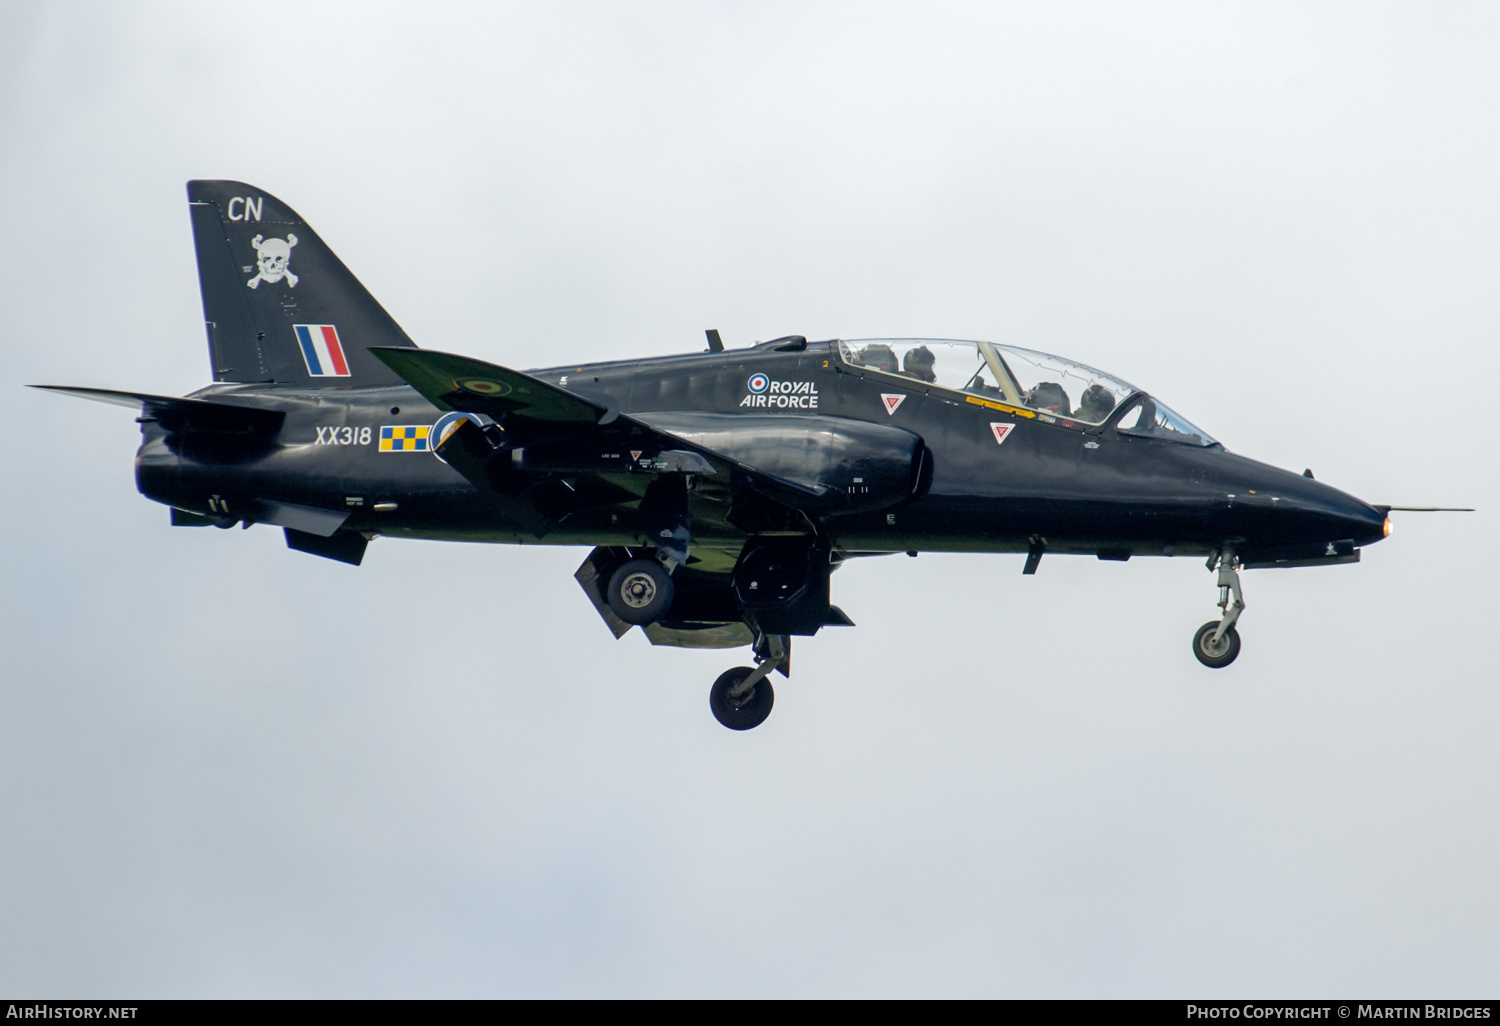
(187, 180, 416, 385)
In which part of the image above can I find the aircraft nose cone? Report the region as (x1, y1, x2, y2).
(1274, 470, 1388, 547)
(1352, 500, 1390, 545)
(1211, 452, 1389, 551)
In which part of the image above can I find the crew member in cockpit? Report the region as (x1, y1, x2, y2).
(857, 343, 899, 373)
(970, 372, 1004, 398)
(1024, 382, 1070, 416)
(1075, 384, 1117, 423)
(902, 346, 937, 383)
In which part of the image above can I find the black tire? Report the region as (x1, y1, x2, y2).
(1192, 621, 1241, 668)
(709, 667, 775, 731)
(606, 558, 675, 625)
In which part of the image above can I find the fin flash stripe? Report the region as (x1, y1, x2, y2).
(294, 324, 351, 378)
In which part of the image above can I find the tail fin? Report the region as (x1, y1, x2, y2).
(187, 180, 416, 386)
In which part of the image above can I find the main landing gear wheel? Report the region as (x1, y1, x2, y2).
(606, 558, 674, 625)
(1193, 621, 1241, 668)
(710, 667, 775, 731)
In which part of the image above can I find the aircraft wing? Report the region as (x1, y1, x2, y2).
(369, 347, 825, 505)
(370, 348, 611, 424)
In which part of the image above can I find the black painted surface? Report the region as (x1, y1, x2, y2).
(70, 180, 1391, 643)
(135, 341, 1384, 557)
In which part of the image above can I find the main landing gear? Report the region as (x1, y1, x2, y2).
(605, 558, 675, 625)
(709, 633, 787, 731)
(1193, 550, 1245, 668)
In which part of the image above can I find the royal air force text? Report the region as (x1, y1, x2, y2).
(741, 381, 819, 409)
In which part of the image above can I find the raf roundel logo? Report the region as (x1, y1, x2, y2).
(429, 411, 475, 455)
(457, 377, 511, 397)
(747, 373, 770, 394)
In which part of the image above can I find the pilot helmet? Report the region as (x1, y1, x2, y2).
(1025, 381, 1070, 415)
(861, 344, 899, 372)
(1078, 383, 1117, 419)
(903, 345, 937, 382)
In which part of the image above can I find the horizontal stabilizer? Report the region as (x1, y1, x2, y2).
(32, 386, 285, 434)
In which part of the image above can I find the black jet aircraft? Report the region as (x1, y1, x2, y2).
(36, 181, 1457, 730)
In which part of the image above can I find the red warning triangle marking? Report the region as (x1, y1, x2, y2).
(880, 394, 906, 415)
(630, 450, 643, 460)
(990, 422, 1015, 445)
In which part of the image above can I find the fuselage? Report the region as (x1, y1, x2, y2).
(64, 177, 1408, 717)
(135, 338, 1388, 564)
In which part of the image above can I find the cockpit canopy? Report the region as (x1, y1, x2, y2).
(836, 338, 1217, 446)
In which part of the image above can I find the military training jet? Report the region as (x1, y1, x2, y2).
(36, 181, 1459, 730)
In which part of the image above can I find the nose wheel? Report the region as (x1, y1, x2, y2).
(710, 667, 775, 730)
(708, 633, 787, 730)
(1193, 550, 1245, 668)
(1193, 620, 1241, 667)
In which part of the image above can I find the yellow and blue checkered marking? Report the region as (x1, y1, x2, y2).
(379, 425, 431, 452)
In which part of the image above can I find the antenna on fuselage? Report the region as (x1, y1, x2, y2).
(705, 329, 724, 352)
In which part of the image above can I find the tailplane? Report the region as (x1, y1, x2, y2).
(187, 180, 416, 386)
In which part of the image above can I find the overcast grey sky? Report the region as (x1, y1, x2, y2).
(1, 0, 1496, 997)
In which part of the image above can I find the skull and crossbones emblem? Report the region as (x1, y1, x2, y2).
(246, 233, 298, 289)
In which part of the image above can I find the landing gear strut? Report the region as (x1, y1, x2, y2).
(1193, 550, 1244, 668)
(709, 633, 786, 730)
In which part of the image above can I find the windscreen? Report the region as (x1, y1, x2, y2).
(1115, 396, 1217, 446)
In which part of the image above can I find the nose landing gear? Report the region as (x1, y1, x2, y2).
(709, 633, 788, 730)
(1193, 550, 1245, 668)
